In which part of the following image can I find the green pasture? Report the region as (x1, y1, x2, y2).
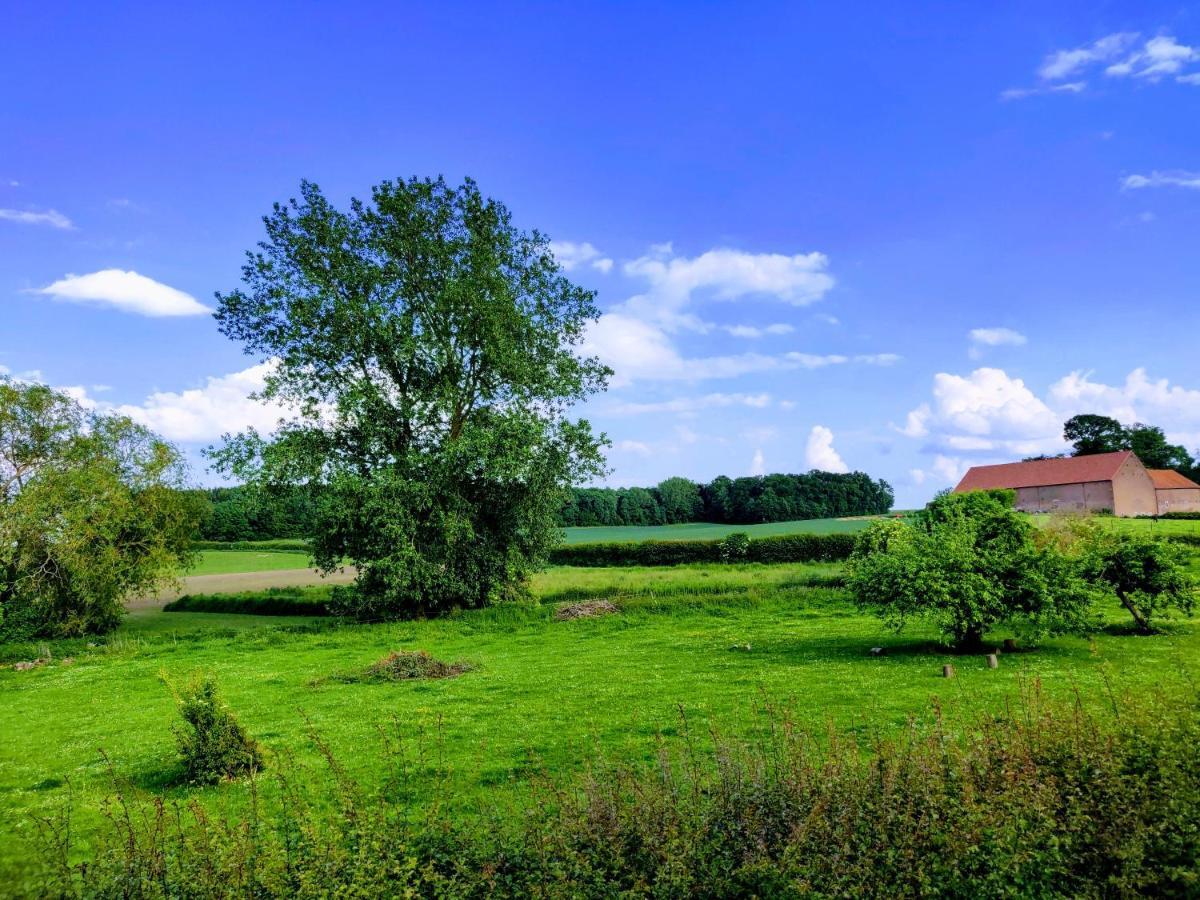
(559, 516, 888, 544)
(187, 550, 316, 575)
(3, 560, 1198, 887)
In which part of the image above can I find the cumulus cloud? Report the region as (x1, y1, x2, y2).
(34, 269, 211, 317)
(0, 208, 74, 229)
(549, 240, 613, 273)
(899, 366, 1200, 463)
(112, 362, 288, 441)
(805, 425, 849, 473)
(1122, 171, 1200, 191)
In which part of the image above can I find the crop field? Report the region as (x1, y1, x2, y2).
(3, 558, 1198, 889)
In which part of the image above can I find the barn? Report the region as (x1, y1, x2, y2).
(1148, 468, 1200, 515)
(953, 450, 1159, 517)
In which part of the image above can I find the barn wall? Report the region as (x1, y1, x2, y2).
(1111, 456, 1158, 517)
(1011, 481, 1113, 514)
(1157, 488, 1200, 514)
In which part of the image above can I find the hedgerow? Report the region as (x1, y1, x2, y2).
(548, 532, 856, 566)
(163, 587, 331, 616)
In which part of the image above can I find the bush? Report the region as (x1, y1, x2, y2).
(41, 689, 1200, 897)
(718, 531, 750, 562)
(170, 674, 262, 785)
(547, 532, 856, 567)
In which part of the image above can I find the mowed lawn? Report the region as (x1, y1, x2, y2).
(2, 561, 1198, 887)
(188, 550, 317, 575)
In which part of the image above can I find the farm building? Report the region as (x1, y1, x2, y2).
(952, 450, 1200, 517)
(1148, 468, 1200, 514)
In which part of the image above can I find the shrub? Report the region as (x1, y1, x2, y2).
(848, 491, 1096, 649)
(718, 531, 750, 562)
(170, 674, 262, 784)
(547, 532, 855, 567)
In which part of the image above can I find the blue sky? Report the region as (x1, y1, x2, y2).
(3, 1, 1200, 507)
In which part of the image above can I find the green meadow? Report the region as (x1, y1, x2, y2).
(3, 558, 1198, 888)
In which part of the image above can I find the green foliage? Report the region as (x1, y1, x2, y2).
(358, 649, 472, 681)
(209, 177, 609, 618)
(1065, 412, 1196, 473)
(848, 491, 1096, 648)
(558, 470, 894, 527)
(1071, 525, 1196, 633)
(549, 532, 856, 566)
(0, 379, 199, 640)
(190, 538, 311, 552)
(164, 587, 331, 616)
(170, 674, 262, 785)
(42, 692, 1200, 898)
(718, 531, 750, 562)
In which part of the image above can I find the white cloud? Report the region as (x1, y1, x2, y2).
(113, 362, 287, 442)
(1038, 32, 1138, 80)
(741, 426, 778, 444)
(749, 448, 765, 476)
(624, 247, 834, 318)
(1009, 32, 1200, 97)
(805, 425, 849, 473)
(1106, 35, 1198, 80)
(34, 269, 211, 317)
(723, 322, 795, 339)
(1000, 81, 1086, 101)
(608, 392, 772, 415)
(968, 326, 1027, 359)
(0, 208, 73, 229)
(549, 240, 612, 273)
(1122, 171, 1200, 191)
(900, 366, 1200, 470)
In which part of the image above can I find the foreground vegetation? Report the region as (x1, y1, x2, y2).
(37, 684, 1200, 897)
(3, 561, 1198, 892)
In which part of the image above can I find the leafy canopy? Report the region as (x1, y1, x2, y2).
(1064, 413, 1195, 472)
(847, 490, 1095, 649)
(210, 177, 609, 617)
(0, 379, 198, 638)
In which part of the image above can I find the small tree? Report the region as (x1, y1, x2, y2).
(171, 674, 262, 784)
(847, 491, 1094, 650)
(1, 380, 198, 639)
(1072, 527, 1195, 634)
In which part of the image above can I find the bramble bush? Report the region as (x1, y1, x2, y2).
(38, 686, 1200, 897)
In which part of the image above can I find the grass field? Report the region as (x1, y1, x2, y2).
(3, 560, 1198, 887)
(558, 516, 890, 544)
(187, 550, 316, 575)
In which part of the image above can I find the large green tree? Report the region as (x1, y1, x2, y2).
(211, 177, 610, 617)
(1064, 414, 1195, 473)
(0, 380, 198, 638)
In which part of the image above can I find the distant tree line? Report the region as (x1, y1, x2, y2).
(194, 471, 895, 541)
(559, 471, 894, 527)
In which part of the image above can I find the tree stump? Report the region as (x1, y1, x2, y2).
(942, 664, 956, 678)
(986, 653, 999, 669)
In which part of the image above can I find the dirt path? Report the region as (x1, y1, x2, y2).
(129, 567, 358, 611)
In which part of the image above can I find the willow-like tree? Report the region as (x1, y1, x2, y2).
(0, 380, 198, 638)
(211, 177, 610, 618)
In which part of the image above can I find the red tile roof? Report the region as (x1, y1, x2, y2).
(954, 451, 1135, 492)
(1148, 469, 1200, 490)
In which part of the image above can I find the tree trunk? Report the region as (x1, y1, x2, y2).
(1116, 589, 1153, 635)
(955, 627, 986, 653)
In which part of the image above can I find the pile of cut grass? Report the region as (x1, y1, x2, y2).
(360, 650, 473, 681)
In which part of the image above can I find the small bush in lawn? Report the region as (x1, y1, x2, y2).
(363, 650, 471, 681)
(170, 674, 262, 784)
